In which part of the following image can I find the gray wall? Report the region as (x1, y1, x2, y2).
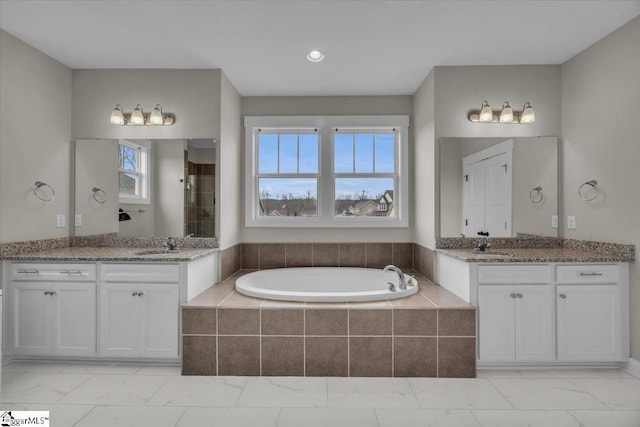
(0, 30, 72, 243)
(561, 16, 640, 358)
(240, 95, 414, 243)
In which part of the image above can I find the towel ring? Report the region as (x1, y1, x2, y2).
(33, 181, 55, 202)
(578, 180, 599, 201)
(92, 187, 108, 203)
(529, 186, 543, 204)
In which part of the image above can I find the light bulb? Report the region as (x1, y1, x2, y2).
(149, 104, 164, 125)
(499, 101, 514, 123)
(129, 104, 145, 125)
(110, 104, 125, 125)
(306, 50, 325, 62)
(520, 102, 535, 123)
(479, 101, 493, 122)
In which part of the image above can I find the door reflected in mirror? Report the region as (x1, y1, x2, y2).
(439, 136, 558, 238)
(74, 138, 217, 238)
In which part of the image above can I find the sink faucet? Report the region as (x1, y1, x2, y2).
(165, 237, 177, 251)
(476, 238, 491, 252)
(383, 265, 407, 290)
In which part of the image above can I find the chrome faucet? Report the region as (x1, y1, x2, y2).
(165, 237, 177, 251)
(383, 265, 406, 290)
(476, 238, 491, 252)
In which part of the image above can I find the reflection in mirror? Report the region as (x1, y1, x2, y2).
(74, 138, 216, 238)
(439, 136, 558, 238)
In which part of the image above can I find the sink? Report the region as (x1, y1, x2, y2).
(134, 249, 180, 256)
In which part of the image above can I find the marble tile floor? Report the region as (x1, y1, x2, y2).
(1, 362, 640, 426)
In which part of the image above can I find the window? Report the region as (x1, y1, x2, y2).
(245, 116, 409, 227)
(118, 139, 150, 204)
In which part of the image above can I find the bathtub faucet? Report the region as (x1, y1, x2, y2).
(383, 265, 406, 290)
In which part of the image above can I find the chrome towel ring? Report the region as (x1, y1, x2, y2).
(33, 181, 55, 202)
(578, 180, 600, 201)
(92, 187, 108, 203)
(529, 186, 543, 204)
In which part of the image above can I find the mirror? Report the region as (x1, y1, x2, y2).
(439, 136, 558, 238)
(74, 138, 217, 238)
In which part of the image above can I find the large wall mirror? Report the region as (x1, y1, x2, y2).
(74, 138, 217, 238)
(439, 136, 558, 238)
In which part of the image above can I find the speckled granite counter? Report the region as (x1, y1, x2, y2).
(1, 246, 218, 262)
(437, 247, 633, 263)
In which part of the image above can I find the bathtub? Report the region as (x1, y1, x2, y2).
(235, 267, 418, 302)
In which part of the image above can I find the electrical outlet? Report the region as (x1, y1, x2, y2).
(56, 214, 66, 228)
(567, 215, 577, 230)
(552, 215, 558, 229)
(75, 214, 82, 227)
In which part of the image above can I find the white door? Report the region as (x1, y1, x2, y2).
(484, 152, 512, 237)
(478, 285, 515, 361)
(557, 285, 623, 361)
(514, 285, 554, 361)
(11, 283, 51, 355)
(138, 284, 180, 358)
(100, 283, 139, 357)
(463, 161, 486, 236)
(53, 283, 97, 356)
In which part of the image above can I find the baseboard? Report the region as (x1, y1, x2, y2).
(624, 357, 640, 379)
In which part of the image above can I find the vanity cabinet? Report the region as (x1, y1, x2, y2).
(6, 263, 97, 357)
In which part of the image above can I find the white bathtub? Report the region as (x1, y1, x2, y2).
(235, 267, 418, 302)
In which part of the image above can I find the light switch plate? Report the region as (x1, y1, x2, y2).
(567, 215, 577, 229)
(56, 214, 66, 228)
(552, 215, 558, 229)
(75, 214, 82, 227)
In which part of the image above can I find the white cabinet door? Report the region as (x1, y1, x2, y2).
(99, 283, 139, 357)
(515, 285, 554, 361)
(11, 283, 51, 355)
(138, 284, 180, 358)
(557, 285, 623, 361)
(478, 285, 515, 361)
(53, 283, 96, 356)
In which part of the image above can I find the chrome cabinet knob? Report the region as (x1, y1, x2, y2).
(559, 293, 567, 299)
(510, 293, 517, 298)
(516, 293, 523, 299)
(132, 292, 138, 297)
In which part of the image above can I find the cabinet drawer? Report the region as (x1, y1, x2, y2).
(556, 265, 619, 284)
(477, 265, 551, 284)
(101, 263, 180, 283)
(9, 263, 96, 282)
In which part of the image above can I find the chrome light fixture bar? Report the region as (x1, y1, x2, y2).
(109, 104, 175, 126)
(468, 100, 536, 124)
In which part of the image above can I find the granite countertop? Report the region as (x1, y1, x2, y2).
(437, 247, 633, 263)
(2, 246, 219, 262)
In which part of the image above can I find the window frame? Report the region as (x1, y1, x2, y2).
(118, 139, 151, 205)
(244, 115, 409, 228)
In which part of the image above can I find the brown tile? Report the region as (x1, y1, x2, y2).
(348, 300, 392, 309)
(349, 309, 392, 335)
(261, 309, 304, 335)
(392, 243, 414, 270)
(218, 291, 264, 308)
(349, 337, 392, 377)
(261, 337, 304, 376)
(184, 283, 234, 307)
(438, 337, 476, 378)
(220, 246, 236, 281)
(393, 309, 437, 336)
(233, 244, 242, 273)
(305, 337, 348, 377)
(339, 243, 365, 267)
(438, 309, 476, 336)
(418, 284, 473, 309)
(218, 308, 260, 335)
(312, 243, 339, 267)
(285, 243, 312, 268)
(413, 244, 422, 273)
(218, 336, 260, 376)
(366, 243, 392, 269)
(261, 300, 306, 308)
(260, 243, 285, 269)
(182, 335, 216, 375)
(305, 309, 348, 336)
(389, 293, 436, 308)
(242, 244, 259, 269)
(182, 307, 216, 334)
(394, 337, 437, 377)
(421, 247, 435, 281)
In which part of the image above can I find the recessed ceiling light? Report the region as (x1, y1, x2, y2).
(306, 50, 325, 62)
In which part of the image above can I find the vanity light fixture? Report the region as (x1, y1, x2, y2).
(469, 101, 536, 124)
(306, 50, 325, 62)
(109, 104, 175, 126)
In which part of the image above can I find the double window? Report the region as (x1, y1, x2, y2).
(118, 139, 150, 204)
(245, 116, 409, 227)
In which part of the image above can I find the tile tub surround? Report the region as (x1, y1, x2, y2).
(181, 270, 476, 378)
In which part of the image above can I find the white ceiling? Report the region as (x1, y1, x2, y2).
(1, 0, 639, 96)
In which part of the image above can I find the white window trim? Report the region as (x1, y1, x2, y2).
(118, 139, 151, 205)
(244, 115, 409, 228)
